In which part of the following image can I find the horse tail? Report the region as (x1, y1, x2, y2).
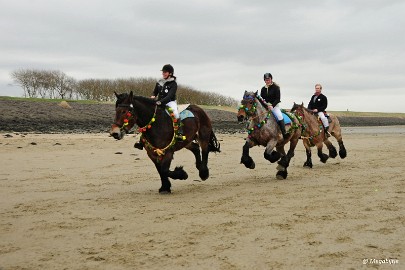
(208, 131, 221, 153)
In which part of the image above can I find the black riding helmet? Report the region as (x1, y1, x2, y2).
(263, 73, 272, 80)
(161, 64, 174, 75)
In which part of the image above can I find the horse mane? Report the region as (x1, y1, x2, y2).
(115, 92, 156, 107)
(256, 95, 269, 110)
(132, 95, 156, 105)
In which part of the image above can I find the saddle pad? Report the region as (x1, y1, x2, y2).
(179, 109, 194, 120)
(272, 111, 292, 125)
(178, 104, 190, 113)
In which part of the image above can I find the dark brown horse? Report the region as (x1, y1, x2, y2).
(237, 91, 301, 179)
(291, 102, 347, 168)
(110, 91, 220, 194)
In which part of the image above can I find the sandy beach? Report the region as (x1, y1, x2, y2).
(0, 127, 404, 269)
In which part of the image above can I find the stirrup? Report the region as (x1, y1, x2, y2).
(134, 141, 144, 150)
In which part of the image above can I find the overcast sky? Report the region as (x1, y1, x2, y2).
(1, 0, 404, 112)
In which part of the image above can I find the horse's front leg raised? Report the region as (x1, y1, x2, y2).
(263, 139, 279, 163)
(241, 140, 256, 169)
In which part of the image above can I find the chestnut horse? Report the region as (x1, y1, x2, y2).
(110, 91, 220, 194)
(237, 91, 301, 179)
(290, 102, 347, 168)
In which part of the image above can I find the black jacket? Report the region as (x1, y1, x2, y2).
(260, 83, 281, 107)
(152, 78, 177, 105)
(308, 93, 328, 112)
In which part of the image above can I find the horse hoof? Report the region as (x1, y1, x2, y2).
(339, 150, 347, 159)
(276, 170, 288, 180)
(303, 164, 313, 169)
(199, 169, 209, 181)
(159, 189, 171, 194)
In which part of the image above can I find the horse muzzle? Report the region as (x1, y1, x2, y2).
(110, 124, 125, 140)
(237, 115, 246, 122)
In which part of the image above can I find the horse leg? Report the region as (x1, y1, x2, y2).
(338, 140, 347, 159)
(277, 137, 299, 176)
(152, 159, 172, 194)
(241, 140, 256, 169)
(317, 142, 329, 163)
(301, 139, 313, 168)
(330, 124, 347, 159)
(263, 139, 279, 163)
(303, 148, 313, 168)
(157, 152, 188, 194)
(185, 142, 202, 171)
(324, 139, 337, 158)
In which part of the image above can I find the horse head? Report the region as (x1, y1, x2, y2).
(291, 102, 306, 114)
(110, 91, 136, 140)
(237, 90, 258, 122)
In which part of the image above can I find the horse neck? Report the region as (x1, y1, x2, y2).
(252, 98, 269, 123)
(132, 98, 156, 127)
(301, 108, 320, 130)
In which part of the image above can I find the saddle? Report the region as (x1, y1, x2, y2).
(164, 104, 195, 121)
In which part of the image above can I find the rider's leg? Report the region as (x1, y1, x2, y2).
(167, 101, 185, 140)
(318, 112, 330, 137)
(272, 106, 288, 139)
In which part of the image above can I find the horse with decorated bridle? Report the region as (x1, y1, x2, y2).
(290, 102, 347, 168)
(110, 91, 220, 194)
(237, 91, 301, 179)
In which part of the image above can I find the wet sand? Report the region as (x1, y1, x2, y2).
(0, 127, 404, 269)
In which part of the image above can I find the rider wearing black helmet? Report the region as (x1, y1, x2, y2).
(260, 73, 288, 139)
(134, 64, 184, 150)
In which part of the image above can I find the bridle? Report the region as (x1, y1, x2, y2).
(292, 105, 322, 141)
(239, 94, 273, 138)
(115, 103, 134, 133)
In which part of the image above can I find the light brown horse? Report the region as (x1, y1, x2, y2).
(291, 102, 347, 168)
(237, 91, 301, 179)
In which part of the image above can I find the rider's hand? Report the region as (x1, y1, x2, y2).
(313, 109, 318, 113)
(156, 101, 161, 106)
(151, 95, 156, 99)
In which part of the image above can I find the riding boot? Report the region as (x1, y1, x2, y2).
(134, 140, 144, 150)
(176, 118, 186, 141)
(324, 126, 331, 137)
(278, 119, 289, 139)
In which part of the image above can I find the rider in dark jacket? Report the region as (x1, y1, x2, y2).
(308, 83, 330, 137)
(260, 73, 288, 139)
(135, 64, 183, 150)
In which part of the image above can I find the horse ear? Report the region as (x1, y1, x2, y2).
(114, 91, 118, 98)
(301, 102, 304, 106)
(255, 90, 258, 96)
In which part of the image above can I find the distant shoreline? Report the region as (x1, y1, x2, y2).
(1, 99, 405, 134)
